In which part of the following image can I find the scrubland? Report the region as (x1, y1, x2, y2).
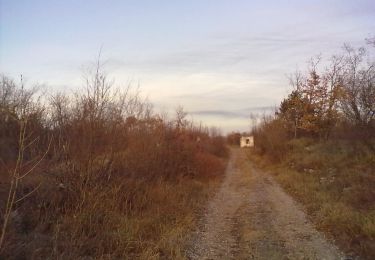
(0, 63, 228, 259)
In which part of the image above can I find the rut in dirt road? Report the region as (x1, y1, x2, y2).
(187, 147, 343, 260)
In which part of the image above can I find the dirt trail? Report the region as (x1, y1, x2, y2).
(187, 148, 343, 260)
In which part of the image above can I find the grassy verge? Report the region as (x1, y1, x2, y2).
(248, 139, 375, 259)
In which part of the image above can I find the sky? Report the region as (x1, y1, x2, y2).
(1, 0, 374, 133)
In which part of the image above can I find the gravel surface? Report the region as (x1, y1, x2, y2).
(187, 148, 344, 260)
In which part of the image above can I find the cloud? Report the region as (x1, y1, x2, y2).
(189, 106, 275, 119)
(190, 110, 246, 118)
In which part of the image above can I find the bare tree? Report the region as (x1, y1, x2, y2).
(175, 105, 188, 130)
(340, 44, 375, 127)
(288, 70, 304, 91)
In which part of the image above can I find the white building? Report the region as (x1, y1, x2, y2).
(240, 136, 254, 148)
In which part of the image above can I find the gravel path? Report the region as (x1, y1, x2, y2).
(187, 147, 344, 260)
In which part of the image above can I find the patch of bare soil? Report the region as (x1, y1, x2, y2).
(187, 148, 344, 259)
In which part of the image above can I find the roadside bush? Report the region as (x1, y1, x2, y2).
(226, 132, 241, 146)
(253, 117, 289, 161)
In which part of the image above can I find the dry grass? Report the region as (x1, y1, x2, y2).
(249, 139, 375, 259)
(57, 178, 220, 259)
(1, 174, 223, 259)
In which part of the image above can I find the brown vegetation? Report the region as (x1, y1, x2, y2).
(226, 132, 241, 146)
(251, 41, 375, 259)
(0, 62, 228, 259)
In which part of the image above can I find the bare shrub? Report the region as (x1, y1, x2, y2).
(253, 114, 289, 161)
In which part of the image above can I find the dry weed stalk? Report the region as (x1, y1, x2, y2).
(0, 117, 51, 251)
